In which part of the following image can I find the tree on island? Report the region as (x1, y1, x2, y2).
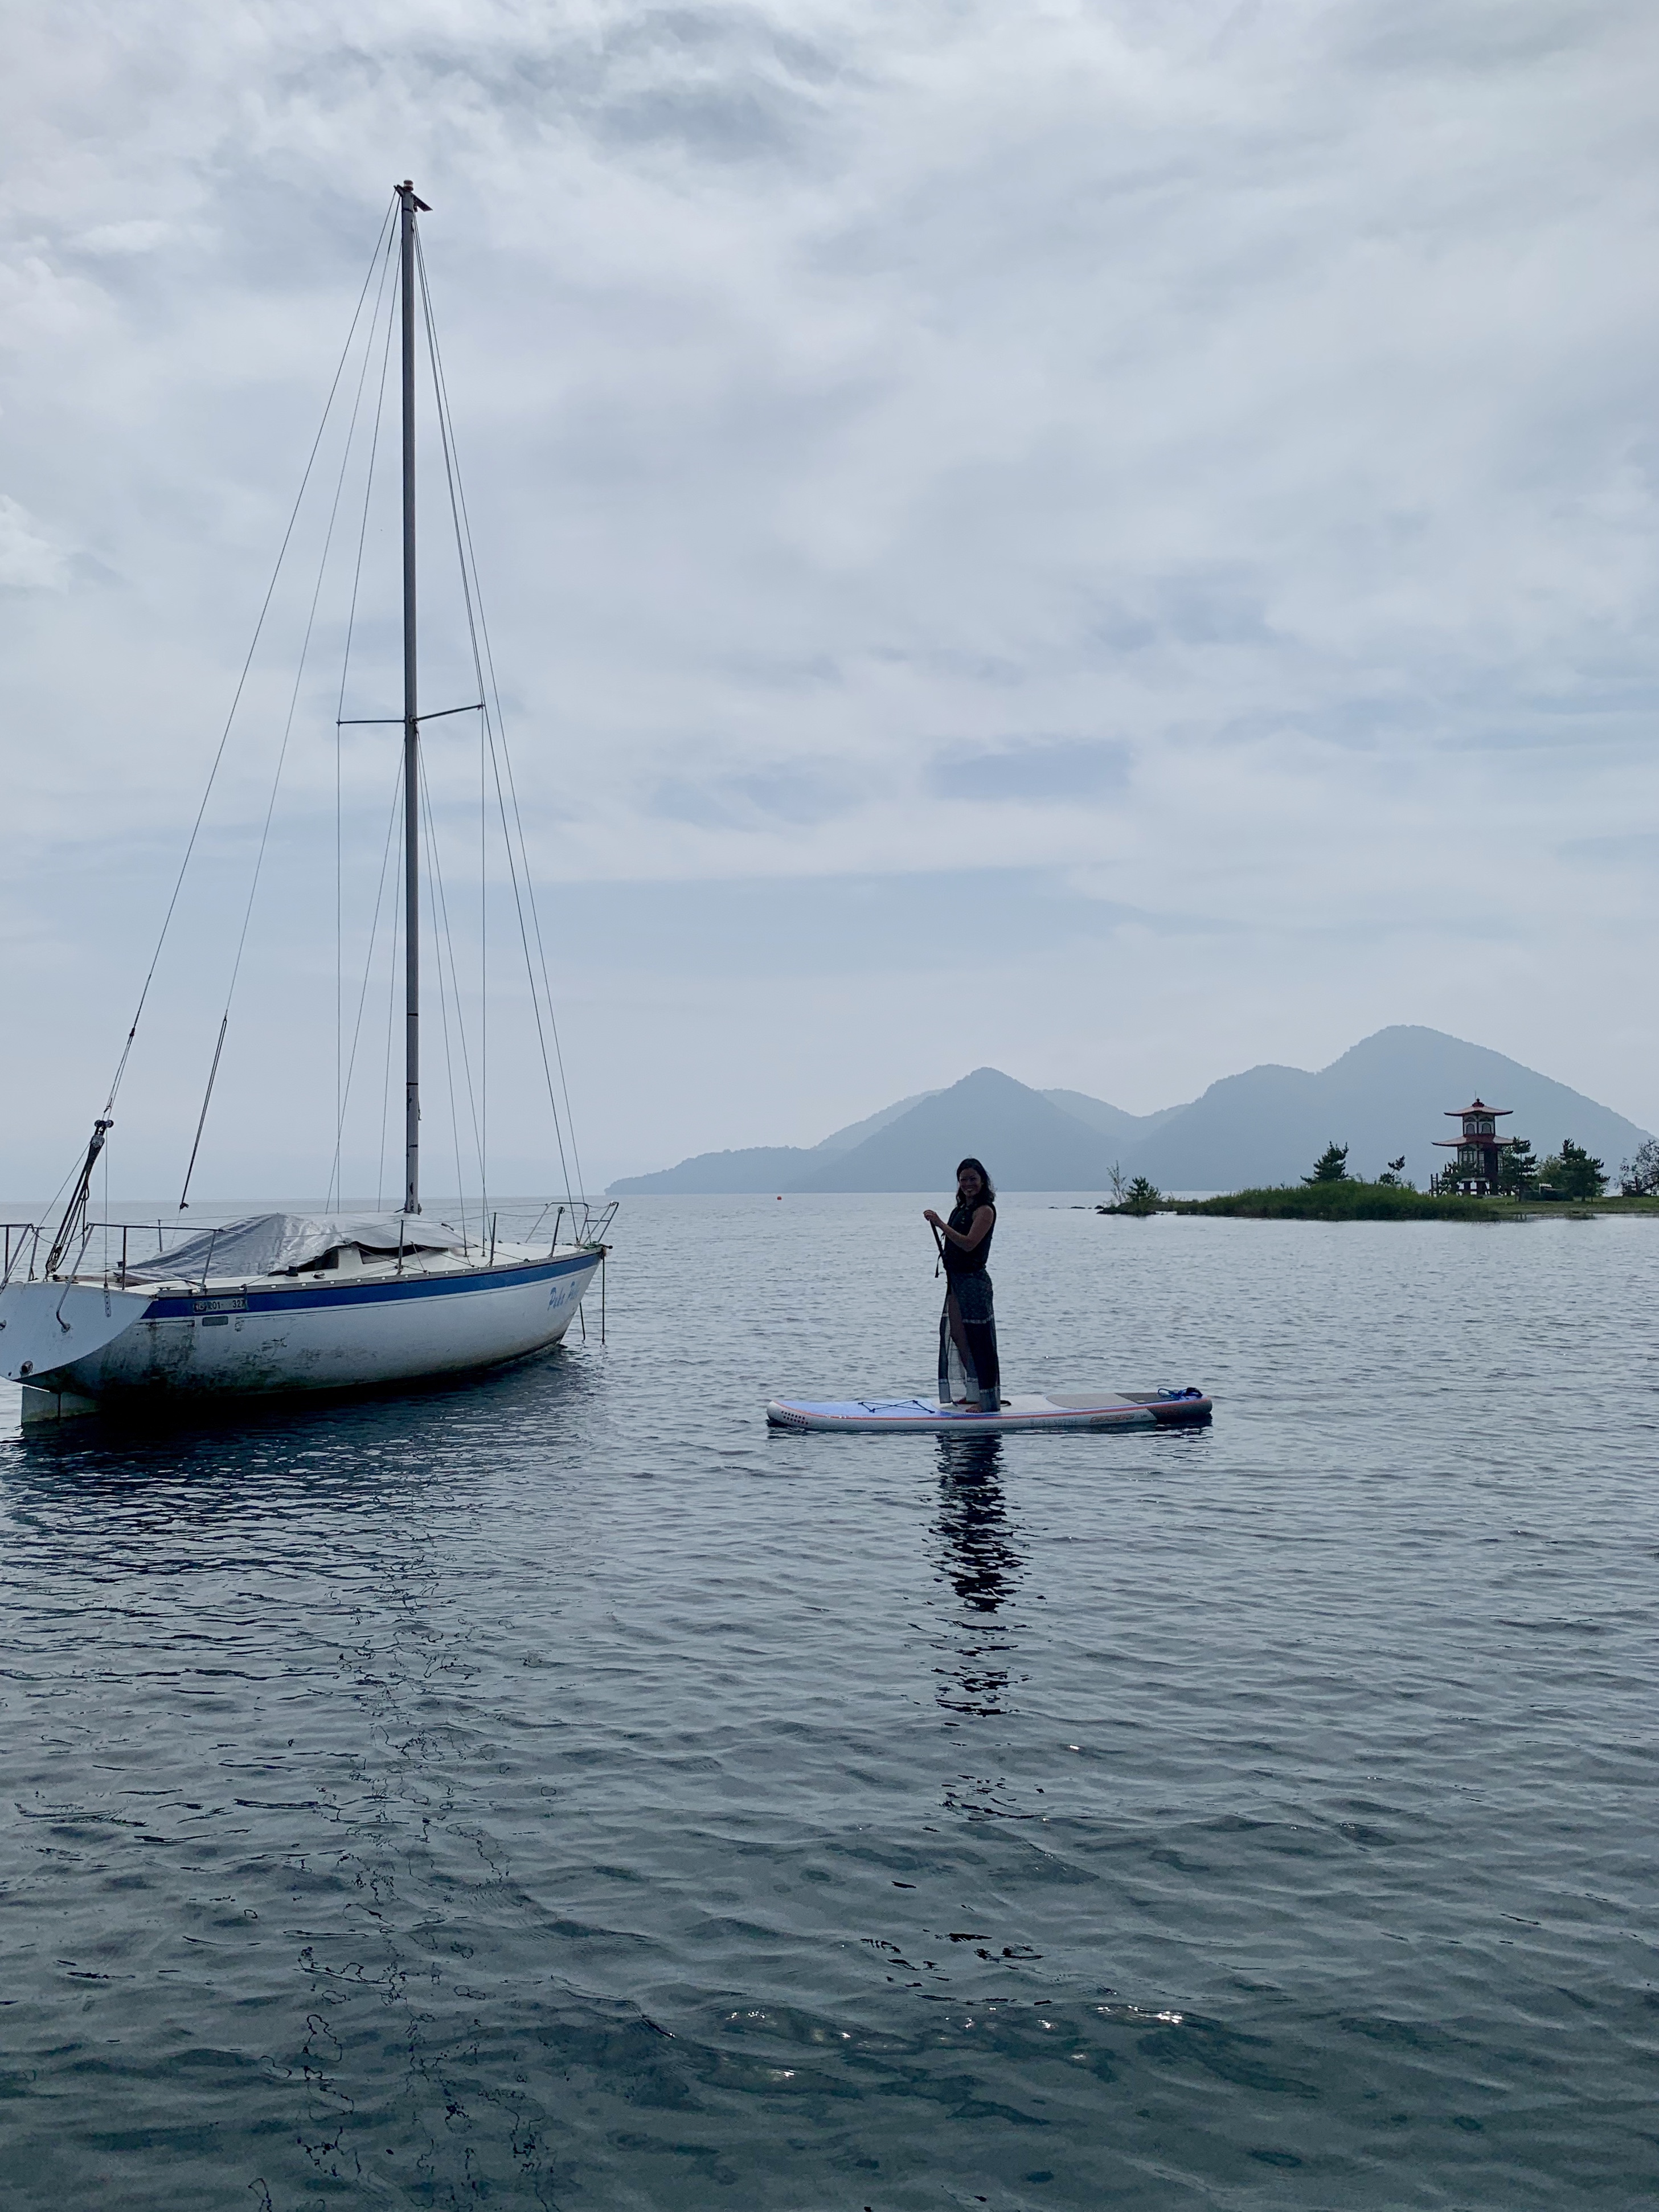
(1619, 1137, 1659, 1196)
(1304, 1141, 1350, 1185)
(1558, 1138, 1607, 1198)
(1123, 1175, 1161, 1214)
(1498, 1137, 1538, 1195)
(1377, 1154, 1408, 1188)
(1538, 1138, 1607, 1199)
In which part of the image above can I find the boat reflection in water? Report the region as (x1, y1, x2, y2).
(932, 1435, 1025, 1720)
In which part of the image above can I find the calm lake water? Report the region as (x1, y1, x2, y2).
(2, 1194, 1656, 2209)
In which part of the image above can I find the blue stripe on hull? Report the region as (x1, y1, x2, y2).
(141, 1251, 593, 1321)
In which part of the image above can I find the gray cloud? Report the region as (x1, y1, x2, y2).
(926, 738, 1132, 804)
(2, 0, 1658, 1191)
(0, 495, 71, 589)
(648, 762, 857, 827)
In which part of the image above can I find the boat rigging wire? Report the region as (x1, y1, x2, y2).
(327, 223, 489, 1223)
(327, 758, 403, 1210)
(178, 218, 401, 1210)
(335, 231, 402, 1191)
(416, 228, 585, 1207)
(424, 322, 585, 1207)
(91, 197, 399, 1146)
(419, 757, 485, 1244)
(50, 190, 591, 1248)
(175, 1014, 228, 1213)
(45, 205, 397, 1255)
(376, 806, 403, 1211)
(418, 752, 491, 1239)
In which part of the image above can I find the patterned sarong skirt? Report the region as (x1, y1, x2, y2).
(939, 1271, 1001, 1410)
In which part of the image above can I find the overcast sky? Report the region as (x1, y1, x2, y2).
(3, 0, 1657, 1198)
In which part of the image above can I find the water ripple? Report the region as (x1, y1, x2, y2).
(2, 1198, 1657, 2206)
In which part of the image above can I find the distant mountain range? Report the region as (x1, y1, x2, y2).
(606, 1027, 1653, 1194)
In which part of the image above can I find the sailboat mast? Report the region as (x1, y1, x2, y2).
(399, 181, 421, 1215)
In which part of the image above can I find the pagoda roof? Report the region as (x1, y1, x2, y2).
(1444, 1098, 1511, 1117)
(1434, 1133, 1519, 1147)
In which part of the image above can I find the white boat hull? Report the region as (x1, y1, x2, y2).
(2, 1248, 601, 1420)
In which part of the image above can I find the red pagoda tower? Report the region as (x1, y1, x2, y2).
(1434, 1099, 1515, 1195)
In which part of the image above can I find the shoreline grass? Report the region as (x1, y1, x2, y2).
(1100, 1182, 1659, 1222)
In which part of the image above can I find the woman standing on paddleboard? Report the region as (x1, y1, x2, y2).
(925, 1160, 1001, 1412)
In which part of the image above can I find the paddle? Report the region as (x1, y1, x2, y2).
(929, 1216, 974, 1406)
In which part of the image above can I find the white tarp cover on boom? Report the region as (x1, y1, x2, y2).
(125, 1212, 471, 1281)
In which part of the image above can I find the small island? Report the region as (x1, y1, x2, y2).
(1100, 1099, 1659, 1220)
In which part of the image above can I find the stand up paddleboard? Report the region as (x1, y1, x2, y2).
(765, 1388, 1211, 1435)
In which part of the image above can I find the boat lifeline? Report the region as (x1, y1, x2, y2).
(2, 185, 609, 1424)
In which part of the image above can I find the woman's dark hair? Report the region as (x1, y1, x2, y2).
(956, 1157, 996, 1203)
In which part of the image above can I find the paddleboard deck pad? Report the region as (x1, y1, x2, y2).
(766, 1388, 1211, 1434)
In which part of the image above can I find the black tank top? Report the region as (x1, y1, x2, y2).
(943, 1198, 994, 1275)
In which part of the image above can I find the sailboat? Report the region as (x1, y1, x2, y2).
(1, 185, 612, 1425)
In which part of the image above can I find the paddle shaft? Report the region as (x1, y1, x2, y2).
(931, 1218, 976, 1400)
